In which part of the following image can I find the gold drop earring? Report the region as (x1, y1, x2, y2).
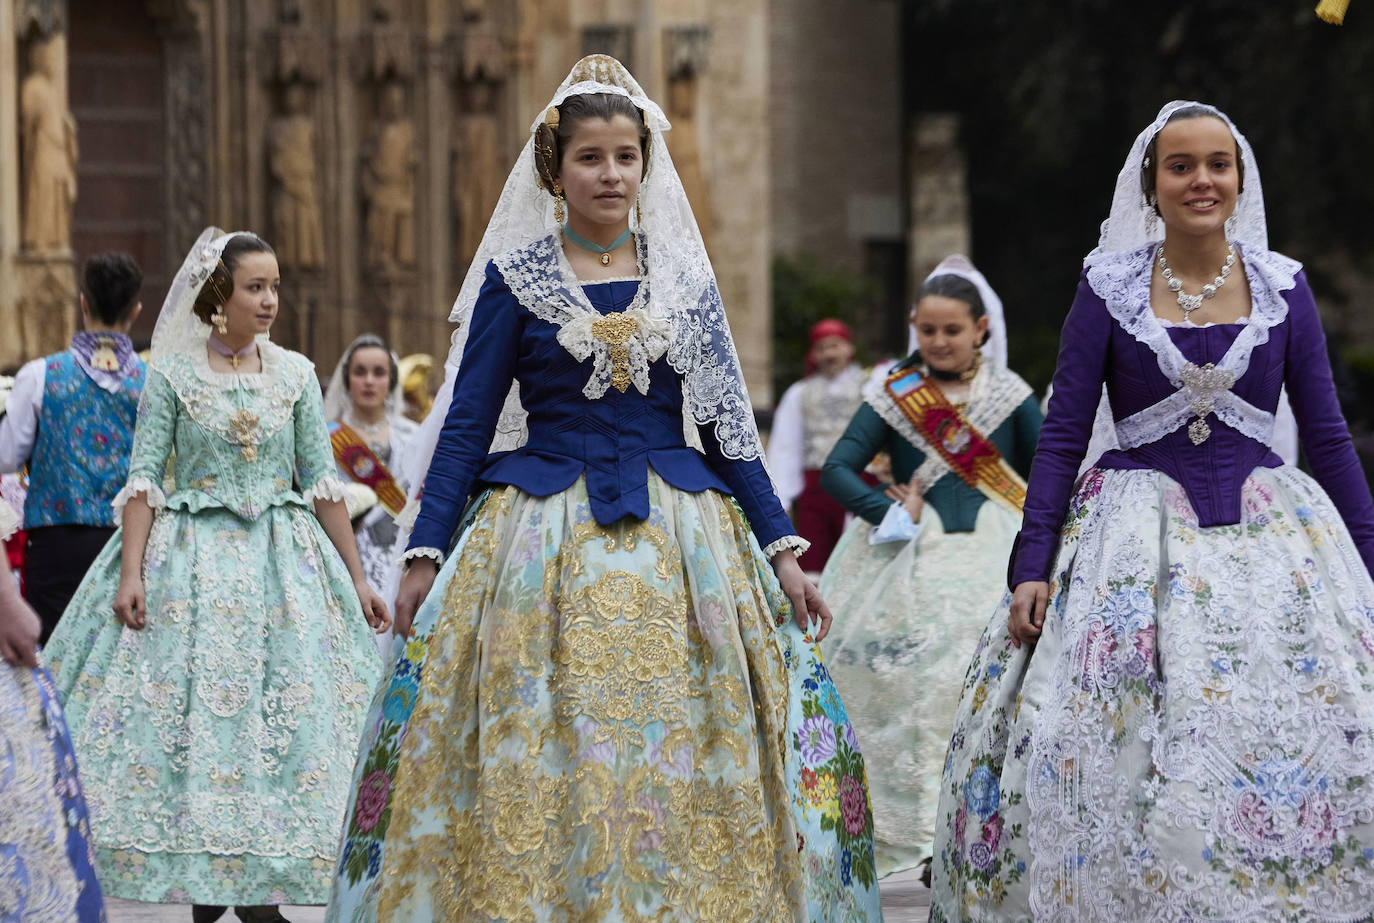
(211, 307, 228, 335)
(635, 194, 642, 228)
(553, 181, 566, 225)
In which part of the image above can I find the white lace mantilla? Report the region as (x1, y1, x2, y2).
(1086, 244, 1300, 449)
(865, 362, 1032, 490)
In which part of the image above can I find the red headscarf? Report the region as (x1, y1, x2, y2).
(805, 319, 854, 375)
(809, 318, 852, 347)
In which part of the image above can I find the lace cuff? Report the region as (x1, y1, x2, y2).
(302, 475, 348, 504)
(869, 502, 923, 545)
(0, 502, 19, 543)
(112, 476, 167, 515)
(400, 546, 444, 568)
(762, 535, 810, 560)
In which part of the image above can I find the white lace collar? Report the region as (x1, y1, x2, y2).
(1085, 244, 1301, 449)
(185, 336, 283, 391)
(496, 233, 668, 399)
(1085, 243, 1300, 388)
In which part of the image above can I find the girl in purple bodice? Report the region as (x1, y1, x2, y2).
(932, 102, 1374, 921)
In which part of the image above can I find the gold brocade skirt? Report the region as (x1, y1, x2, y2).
(327, 474, 806, 922)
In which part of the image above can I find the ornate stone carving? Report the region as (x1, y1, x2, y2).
(448, 20, 507, 267)
(19, 35, 77, 253)
(362, 81, 417, 270)
(14, 0, 65, 38)
(664, 27, 712, 253)
(269, 83, 326, 269)
(149, 0, 210, 263)
(16, 254, 77, 358)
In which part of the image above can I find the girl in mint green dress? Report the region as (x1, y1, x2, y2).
(44, 229, 388, 920)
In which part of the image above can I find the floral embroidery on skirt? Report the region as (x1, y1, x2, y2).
(932, 466, 1374, 922)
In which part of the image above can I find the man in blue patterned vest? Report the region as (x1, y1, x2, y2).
(0, 252, 145, 642)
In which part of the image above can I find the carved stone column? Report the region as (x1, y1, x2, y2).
(908, 114, 970, 291)
(150, 0, 210, 272)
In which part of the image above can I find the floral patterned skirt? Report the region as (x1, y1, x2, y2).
(43, 503, 384, 905)
(1, 660, 106, 922)
(326, 475, 881, 922)
(822, 502, 1019, 878)
(932, 466, 1374, 922)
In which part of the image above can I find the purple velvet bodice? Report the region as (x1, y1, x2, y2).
(1010, 256, 1374, 587)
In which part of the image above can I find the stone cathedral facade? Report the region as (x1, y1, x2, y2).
(0, 0, 777, 399)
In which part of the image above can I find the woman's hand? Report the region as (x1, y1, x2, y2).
(1008, 580, 1049, 647)
(113, 575, 147, 630)
(393, 558, 438, 639)
(884, 476, 925, 523)
(355, 578, 393, 635)
(772, 550, 833, 642)
(0, 590, 41, 668)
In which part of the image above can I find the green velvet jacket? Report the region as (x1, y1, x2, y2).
(820, 357, 1044, 532)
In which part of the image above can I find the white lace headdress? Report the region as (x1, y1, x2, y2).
(150, 226, 261, 362)
(401, 54, 768, 497)
(909, 254, 1008, 368)
(1088, 100, 1269, 261)
(322, 333, 405, 422)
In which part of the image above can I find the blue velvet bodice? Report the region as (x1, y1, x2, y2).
(408, 261, 794, 555)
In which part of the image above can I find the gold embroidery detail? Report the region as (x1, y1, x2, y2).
(376, 482, 804, 921)
(228, 408, 261, 462)
(591, 312, 639, 393)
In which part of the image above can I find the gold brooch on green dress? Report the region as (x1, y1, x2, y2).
(229, 409, 261, 462)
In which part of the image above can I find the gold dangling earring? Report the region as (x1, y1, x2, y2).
(210, 307, 228, 336)
(553, 182, 565, 225)
(635, 194, 642, 228)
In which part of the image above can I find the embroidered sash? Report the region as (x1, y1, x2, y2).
(884, 367, 1027, 514)
(329, 421, 406, 516)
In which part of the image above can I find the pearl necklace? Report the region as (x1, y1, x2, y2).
(1157, 243, 1236, 323)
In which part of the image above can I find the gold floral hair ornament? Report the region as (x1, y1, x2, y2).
(1316, 0, 1350, 23)
(544, 105, 560, 131)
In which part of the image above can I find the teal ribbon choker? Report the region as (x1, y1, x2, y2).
(562, 224, 634, 266)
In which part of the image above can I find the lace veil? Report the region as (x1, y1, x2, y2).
(401, 54, 767, 499)
(909, 254, 1008, 368)
(1088, 100, 1268, 262)
(150, 227, 259, 363)
(322, 334, 405, 422)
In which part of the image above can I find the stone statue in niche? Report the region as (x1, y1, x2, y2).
(452, 79, 503, 267)
(269, 82, 326, 269)
(362, 81, 417, 270)
(20, 35, 78, 253)
(666, 70, 712, 254)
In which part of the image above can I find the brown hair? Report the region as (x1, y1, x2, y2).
(1140, 105, 1246, 215)
(344, 334, 399, 392)
(191, 234, 276, 325)
(532, 93, 650, 192)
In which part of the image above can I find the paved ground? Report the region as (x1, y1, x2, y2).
(108, 871, 930, 920)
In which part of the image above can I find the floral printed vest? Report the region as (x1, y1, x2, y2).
(25, 351, 145, 528)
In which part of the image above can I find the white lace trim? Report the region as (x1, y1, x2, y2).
(763, 534, 810, 560)
(556, 308, 671, 399)
(301, 475, 348, 504)
(865, 362, 1033, 490)
(112, 476, 168, 515)
(1085, 244, 1300, 449)
(156, 344, 309, 450)
(0, 501, 18, 542)
(400, 546, 444, 567)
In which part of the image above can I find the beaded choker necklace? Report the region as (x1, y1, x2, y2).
(563, 224, 634, 267)
(921, 352, 982, 383)
(208, 335, 257, 371)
